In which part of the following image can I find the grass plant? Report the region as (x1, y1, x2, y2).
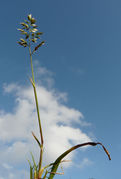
(18, 14, 111, 179)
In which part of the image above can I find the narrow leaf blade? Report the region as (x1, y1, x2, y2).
(32, 131, 41, 148)
(48, 142, 111, 179)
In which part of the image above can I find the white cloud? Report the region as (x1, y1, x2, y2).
(2, 163, 13, 170)
(0, 169, 29, 179)
(0, 65, 92, 178)
(75, 158, 93, 169)
(33, 60, 55, 88)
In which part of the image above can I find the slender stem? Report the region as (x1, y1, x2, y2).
(28, 43, 44, 170)
(39, 145, 43, 170)
(29, 45, 35, 83)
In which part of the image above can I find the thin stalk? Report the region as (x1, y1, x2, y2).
(39, 145, 43, 171)
(28, 43, 44, 170)
(30, 166, 33, 179)
(29, 45, 35, 83)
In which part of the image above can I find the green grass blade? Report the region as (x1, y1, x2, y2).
(27, 159, 33, 168)
(30, 152, 37, 170)
(32, 131, 41, 148)
(43, 170, 48, 179)
(48, 142, 111, 179)
(28, 159, 33, 179)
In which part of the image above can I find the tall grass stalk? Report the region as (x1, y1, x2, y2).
(18, 14, 111, 179)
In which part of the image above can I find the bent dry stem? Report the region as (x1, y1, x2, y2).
(18, 14, 111, 179)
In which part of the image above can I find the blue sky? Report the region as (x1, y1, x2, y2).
(0, 0, 121, 178)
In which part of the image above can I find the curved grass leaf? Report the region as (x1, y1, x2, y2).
(48, 142, 111, 179)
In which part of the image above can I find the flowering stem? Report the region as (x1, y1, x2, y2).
(28, 43, 44, 171)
